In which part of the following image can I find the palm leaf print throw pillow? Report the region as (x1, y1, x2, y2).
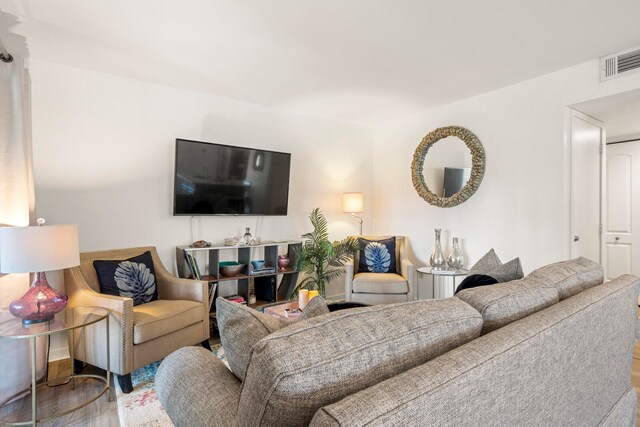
(94, 251, 159, 306)
(357, 237, 398, 274)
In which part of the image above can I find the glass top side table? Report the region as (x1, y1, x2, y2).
(416, 267, 469, 299)
(0, 306, 111, 426)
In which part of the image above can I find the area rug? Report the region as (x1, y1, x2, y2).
(116, 344, 227, 426)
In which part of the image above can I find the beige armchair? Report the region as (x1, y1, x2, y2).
(64, 246, 209, 393)
(345, 236, 415, 305)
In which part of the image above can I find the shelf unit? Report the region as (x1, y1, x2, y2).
(176, 240, 301, 316)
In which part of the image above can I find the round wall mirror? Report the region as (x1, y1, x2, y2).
(411, 126, 485, 207)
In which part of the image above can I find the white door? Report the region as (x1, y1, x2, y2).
(603, 140, 640, 280)
(570, 110, 604, 262)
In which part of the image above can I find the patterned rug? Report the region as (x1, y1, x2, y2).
(116, 344, 227, 426)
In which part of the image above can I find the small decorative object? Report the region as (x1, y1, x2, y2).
(248, 289, 257, 305)
(429, 228, 446, 269)
(277, 255, 290, 271)
(447, 237, 465, 270)
(190, 240, 211, 248)
(0, 219, 80, 325)
(251, 259, 266, 270)
(240, 227, 252, 245)
(224, 238, 237, 246)
(298, 289, 309, 310)
(308, 290, 319, 301)
(219, 261, 244, 277)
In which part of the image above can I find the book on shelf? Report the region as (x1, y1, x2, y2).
(208, 282, 217, 311)
(183, 251, 201, 280)
(224, 294, 246, 304)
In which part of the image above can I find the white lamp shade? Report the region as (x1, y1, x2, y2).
(342, 192, 364, 213)
(0, 225, 80, 273)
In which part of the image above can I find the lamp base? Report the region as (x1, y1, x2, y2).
(9, 271, 68, 325)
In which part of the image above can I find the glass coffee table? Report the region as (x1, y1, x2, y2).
(417, 267, 469, 299)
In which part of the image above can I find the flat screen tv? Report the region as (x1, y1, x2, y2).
(173, 139, 291, 215)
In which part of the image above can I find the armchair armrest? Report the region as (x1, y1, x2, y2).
(401, 258, 415, 301)
(156, 271, 208, 303)
(344, 260, 355, 301)
(64, 267, 134, 375)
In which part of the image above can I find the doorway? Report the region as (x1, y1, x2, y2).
(571, 88, 640, 279)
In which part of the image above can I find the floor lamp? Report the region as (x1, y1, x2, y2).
(342, 192, 364, 235)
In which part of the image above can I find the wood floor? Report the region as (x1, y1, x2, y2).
(3, 333, 640, 426)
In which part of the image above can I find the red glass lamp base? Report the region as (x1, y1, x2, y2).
(9, 271, 68, 325)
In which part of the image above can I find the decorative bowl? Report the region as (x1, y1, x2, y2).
(219, 262, 244, 277)
(251, 260, 266, 270)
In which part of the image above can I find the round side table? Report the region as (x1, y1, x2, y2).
(417, 267, 469, 299)
(0, 306, 111, 426)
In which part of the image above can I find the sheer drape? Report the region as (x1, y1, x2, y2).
(0, 56, 44, 405)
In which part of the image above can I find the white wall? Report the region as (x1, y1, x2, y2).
(29, 59, 373, 301)
(372, 60, 640, 275)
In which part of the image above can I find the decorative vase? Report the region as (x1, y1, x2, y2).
(447, 237, 465, 270)
(277, 255, 290, 271)
(429, 228, 446, 269)
(9, 272, 68, 324)
(240, 227, 252, 245)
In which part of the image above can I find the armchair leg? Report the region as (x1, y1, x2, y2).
(73, 359, 85, 374)
(201, 339, 212, 351)
(118, 374, 133, 394)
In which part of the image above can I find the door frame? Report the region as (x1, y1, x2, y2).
(568, 108, 605, 263)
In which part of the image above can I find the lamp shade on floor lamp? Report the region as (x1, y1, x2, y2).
(342, 192, 364, 235)
(0, 223, 80, 324)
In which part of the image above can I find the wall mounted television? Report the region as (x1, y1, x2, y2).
(173, 139, 291, 216)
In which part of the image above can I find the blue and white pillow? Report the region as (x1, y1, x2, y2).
(357, 237, 398, 274)
(94, 251, 159, 306)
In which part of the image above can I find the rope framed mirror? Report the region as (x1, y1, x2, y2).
(411, 126, 485, 208)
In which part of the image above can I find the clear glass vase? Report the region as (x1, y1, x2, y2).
(447, 237, 465, 270)
(240, 227, 252, 245)
(430, 228, 446, 269)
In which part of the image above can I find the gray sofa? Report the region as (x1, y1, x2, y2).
(156, 258, 639, 426)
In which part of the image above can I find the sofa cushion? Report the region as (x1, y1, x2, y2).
(94, 251, 158, 306)
(352, 272, 408, 294)
(237, 298, 482, 427)
(526, 257, 604, 300)
(133, 299, 203, 344)
(455, 278, 559, 334)
(357, 237, 398, 274)
(216, 296, 329, 381)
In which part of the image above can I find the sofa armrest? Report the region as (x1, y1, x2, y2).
(344, 260, 354, 301)
(156, 346, 241, 427)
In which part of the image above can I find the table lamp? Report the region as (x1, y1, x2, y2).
(0, 220, 79, 325)
(342, 192, 364, 235)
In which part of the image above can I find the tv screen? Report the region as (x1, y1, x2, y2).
(173, 139, 291, 215)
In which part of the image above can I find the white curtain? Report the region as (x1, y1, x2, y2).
(0, 55, 44, 405)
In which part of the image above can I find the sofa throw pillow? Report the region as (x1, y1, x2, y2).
(469, 248, 502, 274)
(216, 296, 329, 381)
(357, 237, 397, 274)
(94, 251, 158, 306)
(486, 257, 524, 283)
(454, 274, 499, 294)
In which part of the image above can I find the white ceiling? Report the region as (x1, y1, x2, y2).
(2, 0, 640, 124)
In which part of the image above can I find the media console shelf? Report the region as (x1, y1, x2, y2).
(175, 240, 301, 316)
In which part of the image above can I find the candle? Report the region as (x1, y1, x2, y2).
(298, 289, 309, 310)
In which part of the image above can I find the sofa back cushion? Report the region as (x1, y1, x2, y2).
(455, 279, 559, 334)
(526, 257, 603, 300)
(237, 298, 482, 427)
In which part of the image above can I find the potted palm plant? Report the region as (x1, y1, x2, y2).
(293, 208, 359, 299)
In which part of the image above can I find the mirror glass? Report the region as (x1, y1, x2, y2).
(423, 136, 472, 197)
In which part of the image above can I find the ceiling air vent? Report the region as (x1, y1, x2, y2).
(600, 47, 640, 81)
